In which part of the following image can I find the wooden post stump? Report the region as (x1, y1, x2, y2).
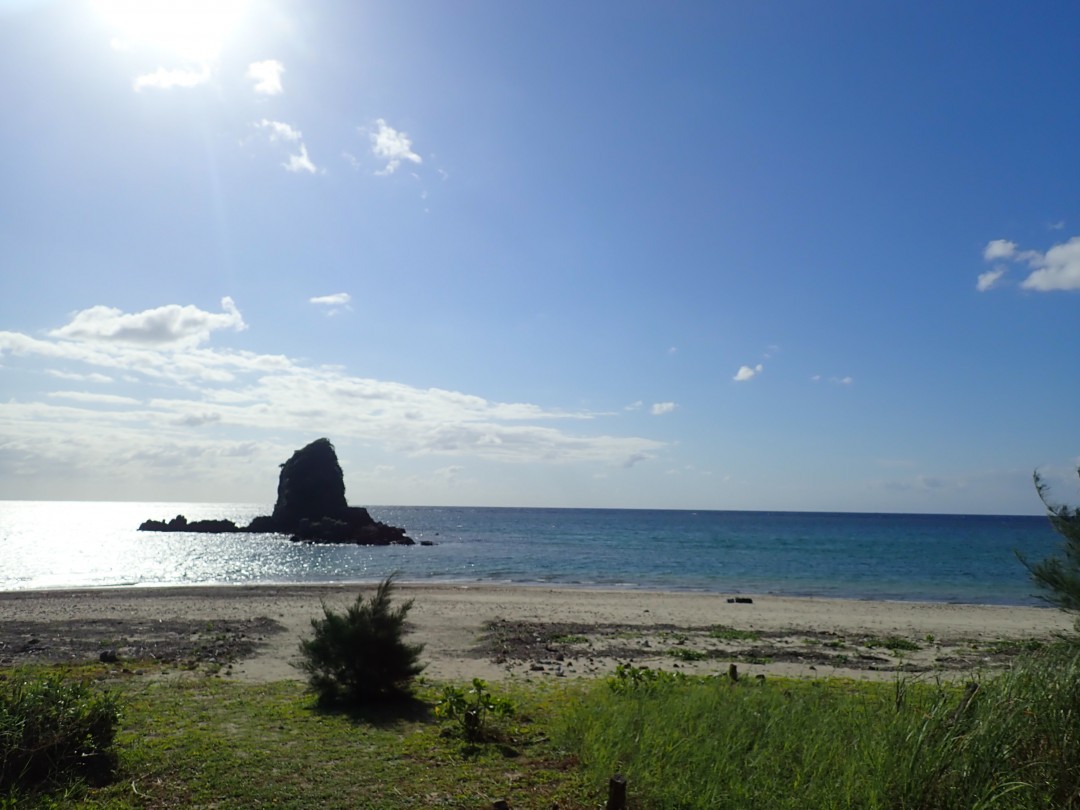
(606, 773, 627, 810)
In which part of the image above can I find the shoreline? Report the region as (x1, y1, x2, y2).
(0, 583, 1071, 684)
(0, 577, 1050, 609)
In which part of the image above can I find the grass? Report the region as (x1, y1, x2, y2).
(0, 668, 119, 798)
(8, 670, 588, 809)
(555, 647, 1080, 809)
(12, 642, 1080, 808)
(983, 638, 1046, 655)
(708, 624, 762, 642)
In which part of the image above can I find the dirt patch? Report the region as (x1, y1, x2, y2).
(473, 619, 1041, 678)
(0, 617, 285, 668)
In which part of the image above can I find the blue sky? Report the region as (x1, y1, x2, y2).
(2, 1, 1079, 513)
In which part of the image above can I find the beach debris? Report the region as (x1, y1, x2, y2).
(138, 438, 414, 545)
(727, 597, 754, 604)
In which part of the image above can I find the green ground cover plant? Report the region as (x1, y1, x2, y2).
(555, 648, 1080, 809)
(11, 643, 1080, 808)
(23, 673, 586, 809)
(434, 678, 516, 743)
(708, 624, 761, 642)
(0, 669, 119, 796)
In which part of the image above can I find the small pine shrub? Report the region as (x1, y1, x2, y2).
(298, 575, 425, 706)
(0, 670, 120, 791)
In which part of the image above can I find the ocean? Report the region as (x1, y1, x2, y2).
(0, 501, 1064, 606)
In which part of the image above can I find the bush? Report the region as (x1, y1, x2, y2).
(0, 670, 120, 791)
(298, 575, 425, 706)
(1020, 468, 1080, 618)
(434, 678, 515, 742)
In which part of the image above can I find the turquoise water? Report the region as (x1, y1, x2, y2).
(0, 501, 1064, 605)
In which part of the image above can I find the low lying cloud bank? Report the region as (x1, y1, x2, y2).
(0, 299, 665, 496)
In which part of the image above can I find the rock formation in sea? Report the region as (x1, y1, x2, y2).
(138, 438, 414, 546)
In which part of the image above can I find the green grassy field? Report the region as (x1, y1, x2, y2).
(556, 651, 1080, 810)
(14, 673, 585, 809)
(7, 644, 1080, 809)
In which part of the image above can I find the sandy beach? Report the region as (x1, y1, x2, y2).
(0, 583, 1071, 683)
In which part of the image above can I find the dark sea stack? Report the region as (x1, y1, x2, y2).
(137, 438, 413, 545)
(271, 438, 350, 531)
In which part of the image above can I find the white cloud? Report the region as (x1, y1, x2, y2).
(133, 65, 212, 91)
(284, 144, 317, 174)
(309, 292, 351, 316)
(47, 297, 245, 348)
(173, 411, 222, 427)
(370, 119, 422, 175)
(255, 120, 318, 174)
(433, 464, 465, 485)
(1020, 236, 1080, 291)
(625, 401, 643, 411)
(813, 374, 854, 385)
(0, 303, 668, 484)
(982, 239, 1017, 261)
(45, 370, 113, 383)
(976, 267, 1006, 292)
(733, 364, 763, 382)
(310, 293, 351, 306)
(46, 391, 141, 406)
(256, 119, 301, 142)
(980, 234, 1080, 292)
(247, 60, 284, 95)
(650, 402, 677, 416)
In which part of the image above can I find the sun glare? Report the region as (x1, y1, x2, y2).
(93, 0, 249, 63)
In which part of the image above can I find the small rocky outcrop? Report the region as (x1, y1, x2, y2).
(138, 515, 240, 533)
(138, 439, 414, 546)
